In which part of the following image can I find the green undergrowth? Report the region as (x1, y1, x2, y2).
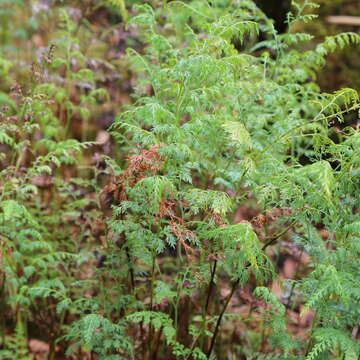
(0, 1, 359, 359)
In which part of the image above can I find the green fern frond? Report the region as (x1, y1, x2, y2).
(307, 328, 360, 360)
(298, 160, 335, 200)
(184, 189, 232, 215)
(316, 32, 360, 57)
(222, 121, 252, 151)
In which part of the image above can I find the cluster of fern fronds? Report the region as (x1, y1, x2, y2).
(0, 1, 359, 359)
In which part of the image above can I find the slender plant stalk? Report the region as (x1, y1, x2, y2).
(125, 247, 135, 293)
(262, 220, 297, 251)
(206, 278, 239, 359)
(148, 253, 157, 359)
(150, 254, 156, 311)
(151, 326, 163, 360)
(206, 223, 296, 358)
(200, 260, 217, 350)
(205, 260, 217, 313)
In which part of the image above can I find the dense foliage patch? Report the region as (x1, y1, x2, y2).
(0, 1, 359, 359)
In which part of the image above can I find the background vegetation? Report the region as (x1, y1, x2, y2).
(0, 1, 359, 359)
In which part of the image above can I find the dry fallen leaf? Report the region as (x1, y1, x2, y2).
(96, 130, 110, 145)
(29, 339, 49, 359)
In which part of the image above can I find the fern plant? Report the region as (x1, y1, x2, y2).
(0, 12, 108, 358)
(1, 0, 359, 359)
(64, 1, 360, 359)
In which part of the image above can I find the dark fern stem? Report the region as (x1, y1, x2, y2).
(206, 278, 240, 359)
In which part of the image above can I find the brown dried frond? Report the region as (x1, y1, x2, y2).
(252, 207, 293, 228)
(170, 221, 199, 262)
(126, 144, 163, 181)
(100, 145, 164, 212)
(158, 198, 176, 219)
